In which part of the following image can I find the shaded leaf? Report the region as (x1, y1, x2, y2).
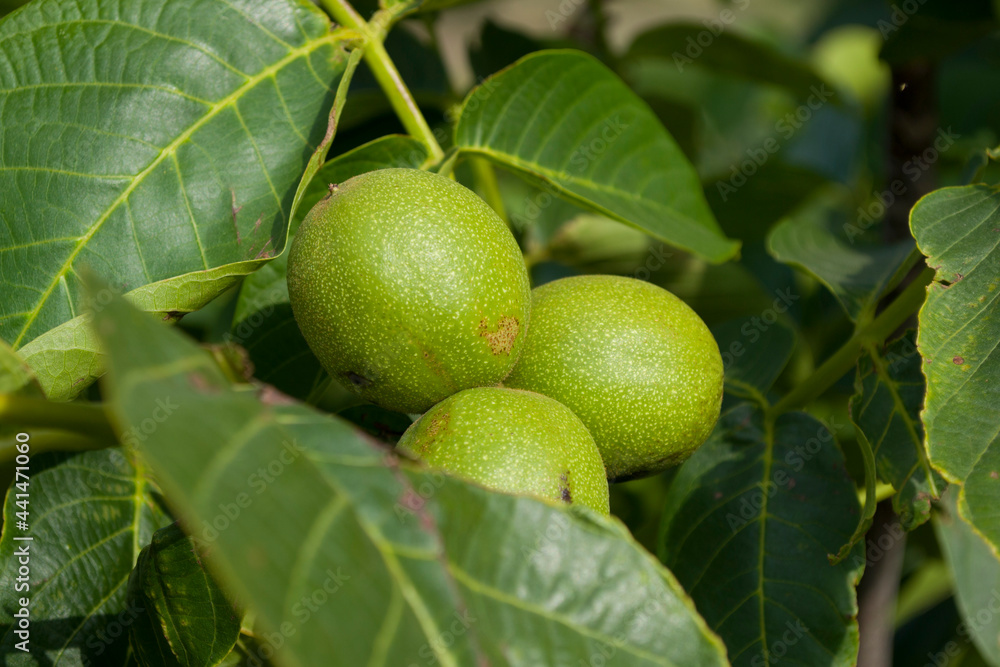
(934, 487, 1000, 667)
(96, 287, 731, 667)
(231, 136, 429, 398)
(768, 204, 916, 321)
(454, 50, 739, 263)
(710, 318, 795, 405)
(0, 0, 354, 397)
(705, 162, 829, 243)
(830, 426, 876, 564)
(627, 24, 839, 104)
(850, 332, 945, 530)
(0, 449, 170, 665)
(911, 184, 1000, 555)
(659, 404, 863, 667)
(128, 523, 240, 667)
(337, 405, 412, 445)
(543, 214, 652, 275)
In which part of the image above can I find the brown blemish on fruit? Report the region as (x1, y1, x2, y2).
(559, 471, 572, 503)
(427, 411, 449, 439)
(479, 316, 519, 355)
(414, 411, 450, 456)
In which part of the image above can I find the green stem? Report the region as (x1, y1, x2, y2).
(470, 157, 508, 225)
(0, 393, 117, 440)
(767, 267, 934, 418)
(0, 430, 112, 466)
(322, 0, 444, 161)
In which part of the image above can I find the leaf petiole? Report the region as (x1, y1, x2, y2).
(320, 0, 445, 161)
(0, 393, 117, 441)
(767, 267, 934, 418)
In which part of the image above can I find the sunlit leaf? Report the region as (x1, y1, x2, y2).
(0, 0, 354, 398)
(454, 50, 740, 262)
(911, 184, 1000, 555)
(95, 288, 731, 667)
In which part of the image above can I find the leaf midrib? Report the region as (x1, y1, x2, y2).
(457, 146, 727, 248)
(11, 31, 339, 348)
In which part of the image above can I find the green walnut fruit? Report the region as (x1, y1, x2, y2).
(287, 168, 530, 413)
(505, 275, 723, 481)
(397, 387, 610, 515)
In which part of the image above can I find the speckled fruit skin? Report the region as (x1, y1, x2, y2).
(504, 275, 723, 482)
(287, 168, 531, 413)
(397, 387, 610, 515)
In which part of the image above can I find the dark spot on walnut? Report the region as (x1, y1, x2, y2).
(559, 471, 571, 503)
(345, 372, 372, 388)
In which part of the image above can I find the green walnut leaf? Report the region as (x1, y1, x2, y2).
(127, 523, 241, 667)
(0, 0, 354, 399)
(453, 50, 740, 263)
(768, 204, 916, 322)
(934, 487, 1000, 667)
(231, 135, 429, 398)
(659, 404, 863, 667)
(911, 184, 1000, 554)
(0, 449, 170, 665)
(850, 331, 945, 531)
(95, 287, 730, 667)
